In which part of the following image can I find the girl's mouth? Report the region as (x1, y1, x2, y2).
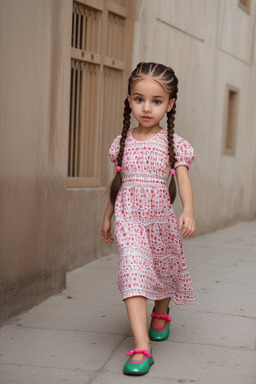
(142, 116, 152, 121)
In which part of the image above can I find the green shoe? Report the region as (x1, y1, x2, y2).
(149, 309, 172, 341)
(123, 348, 154, 376)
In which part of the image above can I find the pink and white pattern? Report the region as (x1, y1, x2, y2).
(109, 128, 195, 304)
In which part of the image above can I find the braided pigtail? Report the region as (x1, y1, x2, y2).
(167, 103, 177, 203)
(109, 98, 131, 205)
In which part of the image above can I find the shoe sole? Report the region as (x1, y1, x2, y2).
(149, 335, 169, 341)
(123, 360, 154, 376)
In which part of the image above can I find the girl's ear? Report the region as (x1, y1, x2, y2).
(167, 98, 175, 113)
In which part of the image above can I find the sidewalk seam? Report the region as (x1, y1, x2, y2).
(86, 336, 128, 384)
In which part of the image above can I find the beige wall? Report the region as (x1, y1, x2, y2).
(0, 0, 72, 323)
(131, 0, 256, 233)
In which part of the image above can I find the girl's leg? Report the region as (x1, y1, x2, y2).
(153, 298, 170, 328)
(125, 296, 151, 361)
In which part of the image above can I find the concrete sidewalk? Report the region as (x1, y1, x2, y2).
(0, 221, 256, 384)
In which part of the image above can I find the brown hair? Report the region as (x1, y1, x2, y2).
(110, 62, 178, 206)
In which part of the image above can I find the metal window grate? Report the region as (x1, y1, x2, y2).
(71, 2, 100, 52)
(103, 66, 123, 136)
(68, 60, 99, 177)
(68, 0, 131, 187)
(106, 12, 125, 60)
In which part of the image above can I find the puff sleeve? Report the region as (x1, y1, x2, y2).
(174, 135, 195, 170)
(109, 135, 121, 166)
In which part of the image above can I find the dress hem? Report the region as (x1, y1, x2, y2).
(121, 291, 195, 305)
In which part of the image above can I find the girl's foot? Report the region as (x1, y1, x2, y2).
(153, 316, 166, 328)
(132, 343, 151, 361)
(151, 305, 169, 327)
(123, 347, 154, 376)
(153, 299, 170, 328)
(149, 308, 172, 341)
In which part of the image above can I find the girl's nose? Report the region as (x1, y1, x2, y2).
(143, 101, 151, 112)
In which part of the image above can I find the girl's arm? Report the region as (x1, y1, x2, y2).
(101, 199, 115, 244)
(175, 166, 196, 238)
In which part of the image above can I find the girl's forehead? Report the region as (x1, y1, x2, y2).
(131, 76, 168, 95)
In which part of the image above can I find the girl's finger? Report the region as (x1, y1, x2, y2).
(102, 231, 109, 241)
(107, 231, 114, 241)
(102, 230, 114, 243)
(179, 217, 184, 231)
(184, 222, 196, 238)
(182, 221, 193, 238)
(103, 236, 113, 244)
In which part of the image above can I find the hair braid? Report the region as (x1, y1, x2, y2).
(109, 98, 131, 205)
(117, 98, 131, 166)
(167, 103, 177, 203)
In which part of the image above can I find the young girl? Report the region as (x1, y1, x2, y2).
(101, 62, 196, 376)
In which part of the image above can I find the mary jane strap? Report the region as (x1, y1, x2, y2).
(151, 313, 172, 322)
(126, 349, 152, 358)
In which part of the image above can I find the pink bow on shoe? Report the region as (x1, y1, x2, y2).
(126, 350, 152, 358)
(151, 313, 172, 322)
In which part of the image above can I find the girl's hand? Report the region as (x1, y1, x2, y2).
(178, 212, 196, 238)
(101, 218, 114, 244)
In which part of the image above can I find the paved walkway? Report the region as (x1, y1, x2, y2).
(0, 221, 256, 384)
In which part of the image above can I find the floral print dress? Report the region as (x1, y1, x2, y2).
(109, 128, 195, 304)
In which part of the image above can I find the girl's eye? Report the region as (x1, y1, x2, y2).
(135, 97, 143, 103)
(153, 99, 161, 105)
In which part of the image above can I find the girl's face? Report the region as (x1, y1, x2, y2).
(127, 76, 175, 130)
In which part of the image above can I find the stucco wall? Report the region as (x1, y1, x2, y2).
(131, 0, 256, 233)
(0, 0, 71, 323)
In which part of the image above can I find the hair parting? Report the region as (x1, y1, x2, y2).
(110, 62, 179, 205)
